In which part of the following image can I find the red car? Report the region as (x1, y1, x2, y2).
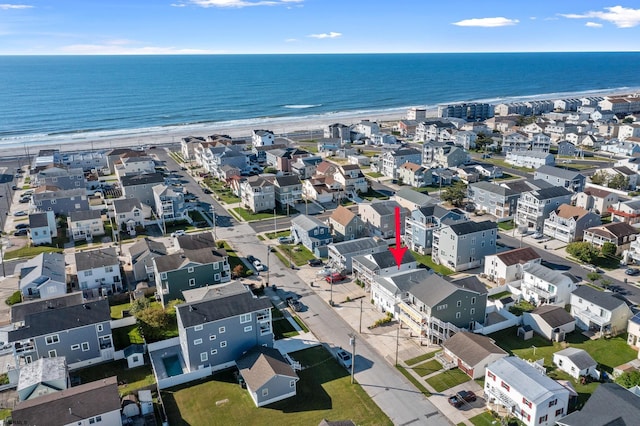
(325, 273, 346, 283)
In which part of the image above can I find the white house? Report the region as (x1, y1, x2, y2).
(19, 253, 67, 300)
(520, 263, 578, 306)
(483, 247, 541, 286)
(626, 312, 640, 352)
(505, 151, 555, 169)
(252, 129, 275, 147)
(484, 356, 570, 426)
(74, 247, 123, 297)
(570, 285, 633, 338)
(67, 210, 105, 242)
(28, 211, 56, 246)
(522, 305, 576, 341)
(552, 347, 599, 380)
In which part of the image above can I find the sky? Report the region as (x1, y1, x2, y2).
(1, 1, 640, 54)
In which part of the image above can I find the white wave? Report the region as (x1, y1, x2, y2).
(283, 104, 322, 109)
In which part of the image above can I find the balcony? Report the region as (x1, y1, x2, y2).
(524, 285, 554, 299)
(14, 340, 35, 354)
(485, 385, 517, 408)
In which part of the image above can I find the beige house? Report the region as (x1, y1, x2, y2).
(397, 162, 431, 188)
(442, 332, 507, 379)
(575, 187, 618, 215)
(583, 222, 639, 255)
(542, 204, 601, 243)
(329, 205, 365, 241)
(626, 312, 640, 354)
(240, 176, 276, 213)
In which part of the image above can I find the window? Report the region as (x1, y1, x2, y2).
(500, 381, 510, 391)
(194, 324, 203, 331)
(81, 342, 90, 352)
(456, 300, 461, 307)
(539, 414, 548, 423)
(45, 335, 60, 345)
(161, 272, 167, 279)
(48, 350, 57, 357)
(188, 267, 194, 273)
(470, 308, 475, 315)
(194, 339, 203, 345)
(71, 344, 80, 350)
(214, 273, 221, 281)
(555, 408, 564, 416)
(262, 388, 269, 397)
(549, 399, 557, 407)
(471, 297, 476, 304)
(189, 278, 196, 286)
(523, 397, 532, 408)
(240, 313, 252, 324)
(96, 324, 103, 333)
(220, 341, 227, 348)
(105, 266, 113, 273)
(209, 334, 216, 341)
(85, 270, 93, 277)
(219, 326, 226, 333)
(211, 349, 218, 355)
(455, 312, 461, 319)
(244, 326, 253, 332)
(290, 380, 296, 388)
(200, 352, 208, 362)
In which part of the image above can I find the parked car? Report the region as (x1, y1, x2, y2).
(278, 235, 293, 244)
(335, 348, 352, 370)
(326, 273, 346, 283)
(247, 255, 257, 263)
(307, 258, 323, 267)
(253, 260, 264, 271)
(448, 390, 476, 408)
(582, 264, 599, 273)
(171, 230, 186, 237)
(532, 232, 543, 239)
(11, 185, 18, 191)
(15, 223, 29, 230)
(13, 210, 27, 217)
(13, 229, 28, 236)
(286, 297, 302, 312)
(203, 188, 212, 194)
(19, 197, 30, 203)
(625, 268, 640, 276)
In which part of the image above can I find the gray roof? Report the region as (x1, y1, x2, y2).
(554, 347, 597, 370)
(524, 263, 573, 286)
(69, 210, 101, 222)
(487, 357, 568, 404)
(17, 357, 67, 396)
(530, 305, 575, 328)
(501, 179, 553, 193)
(120, 172, 164, 187)
(29, 212, 50, 228)
(330, 237, 387, 255)
(291, 214, 328, 232)
(176, 291, 272, 328)
(32, 187, 86, 201)
(353, 250, 415, 271)
(129, 238, 167, 263)
(237, 346, 298, 390)
(395, 188, 435, 207)
(391, 148, 421, 157)
(510, 150, 552, 159)
(374, 269, 434, 296)
(530, 186, 573, 200)
(182, 281, 250, 303)
(246, 176, 273, 188)
(447, 220, 496, 236)
(571, 285, 627, 311)
(176, 232, 217, 251)
(407, 274, 471, 308)
(19, 252, 66, 292)
(366, 200, 402, 216)
(124, 344, 145, 358)
(274, 174, 302, 187)
(535, 165, 585, 181)
(11, 292, 84, 324)
(451, 275, 487, 294)
(557, 383, 640, 426)
(113, 197, 143, 213)
(9, 299, 110, 341)
(470, 181, 518, 197)
(74, 247, 118, 271)
(154, 247, 227, 273)
(442, 332, 507, 367)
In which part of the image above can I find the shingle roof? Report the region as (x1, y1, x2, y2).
(176, 291, 272, 328)
(154, 247, 227, 273)
(572, 285, 627, 311)
(237, 346, 298, 390)
(495, 247, 541, 266)
(176, 232, 217, 251)
(530, 186, 573, 200)
(395, 188, 435, 207)
(530, 305, 575, 328)
(329, 237, 387, 255)
(275, 174, 302, 187)
(74, 247, 118, 271)
(535, 165, 584, 181)
(407, 274, 465, 308)
(69, 210, 101, 222)
(365, 200, 403, 216)
(291, 214, 328, 232)
(451, 275, 487, 294)
(355, 250, 416, 271)
(330, 205, 357, 227)
(128, 238, 167, 262)
(447, 220, 496, 236)
(583, 187, 613, 199)
(28, 212, 50, 228)
(554, 204, 591, 220)
(113, 197, 143, 213)
(554, 347, 597, 370)
(442, 332, 507, 367)
(557, 383, 640, 426)
(120, 172, 164, 187)
(19, 252, 66, 292)
(470, 181, 518, 197)
(11, 292, 84, 324)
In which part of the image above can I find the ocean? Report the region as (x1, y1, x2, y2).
(1, 52, 640, 148)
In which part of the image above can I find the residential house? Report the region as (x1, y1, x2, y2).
(74, 247, 122, 297)
(456, 166, 480, 184)
(329, 205, 365, 242)
(113, 198, 151, 233)
(483, 247, 542, 285)
(11, 376, 122, 426)
(114, 155, 156, 179)
(543, 204, 601, 243)
(353, 120, 380, 139)
(32, 187, 89, 216)
(35, 166, 86, 190)
(583, 222, 638, 256)
(353, 251, 418, 292)
(618, 123, 640, 140)
(396, 119, 419, 138)
(432, 220, 497, 272)
(291, 215, 333, 257)
(237, 346, 299, 407)
(67, 210, 104, 242)
(120, 172, 165, 207)
(393, 187, 436, 212)
(505, 151, 555, 169)
(441, 332, 507, 379)
(627, 312, 640, 350)
(608, 166, 639, 190)
(266, 148, 310, 173)
(290, 156, 323, 180)
(272, 174, 303, 208)
(325, 123, 351, 142)
(522, 305, 576, 341)
(252, 129, 275, 147)
(327, 237, 388, 273)
(301, 178, 335, 204)
(452, 131, 477, 150)
(600, 140, 640, 157)
(153, 233, 230, 306)
(10, 292, 84, 326)
(531, 133, 552, 152)
(474, 163, 503, 180)
(431, 168, 456, 186)
(421, 141, 448, 166)
(28, 211, 56, 246)
(439, 103, 492, 120)
(359, 200, 409, 239)
(240, 176, 276, 213)
(381, 148, 422, 179)
(557, 141, 578, 157)
(153, 184, 188, 224)
(5, 299, 113, 370)
(404, 204, 467, 255)
(515, 186, 573, 232)
(106, 147, 143, 173)
(534, 165, 586, 193)
(19, 252, 67, 300)
(570, 285, 632, 337)
(432, 145, 469, 168)
(209, 149, 248, 178)
(252, 144, 286, 165)
(520, 263, 578, 306)
(181, 136, 206, 161)
(397, 162, 432, 187)
(415, 120, 456, 142)
(369, 268, 433, 317)
(175, 281, 273, 373)
(557, 383, 640, 426)
(609, 199, 640, 225)
(468, 181, 520, 220)
(484, 357, 570, 426)
(501, 131, 531, 152)
(553, 347, 599, 380)
(575, 187, 618, 215)
(17, 356, 69, 401)
(334, 164, 368, 194)
(128, 238, 168, 282)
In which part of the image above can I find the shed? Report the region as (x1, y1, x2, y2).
(124, 344, 146, 369)
(553, 347, 599, 380)
(121, 394, 140, 418)
(138, 390, 153, 415)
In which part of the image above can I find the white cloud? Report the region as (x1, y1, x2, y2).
(585, 21, 603, 28)
(170, 3, 186, 7)
(0, 3, 33, 9)
(186, 0, 302, 8)
(452, 17, 519, 27)
(560, 6, 640, 28)
(308, 32, 341, 39)
(285, 38, 297, 42)
(60, 41, 218, 55)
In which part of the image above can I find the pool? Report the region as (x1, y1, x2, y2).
(162, 354, 183, 377)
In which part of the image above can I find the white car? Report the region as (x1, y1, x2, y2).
(316, 267, 336, 276)
(335, 348, 352, 370)
(253, 260, 264, 271)
(171, 230, 186, 237)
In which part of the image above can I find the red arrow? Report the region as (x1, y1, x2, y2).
(389, 206, 407, 269)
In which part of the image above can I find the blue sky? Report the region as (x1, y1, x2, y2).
(1, 1, 640, 54)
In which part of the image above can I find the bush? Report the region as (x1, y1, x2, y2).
(601, 242, 617, 257)
(5, 291, 22, 306)
(129, 297, 150, 314)
(566, 241, 599, 264)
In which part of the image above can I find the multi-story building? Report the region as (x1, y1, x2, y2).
(608, 199, 640, 225)
(438, 102, 493, 120)
(404, 204, 467, 255)
(483, 247, 541, 286)
(584, 222, 638, 257)
(272, 175, 303, 208)
(19, 252, 67, 300)
(501, 131, 530, 152)
(432, 221, 497, 272)
(74, 247, 123, 297)
(515, 187, 573, 232)
(335, 164, 368, 194)
(290, 215, 333, 256)
(35, 166, 86, 190)
(570, 285, 632, 337)
(381, 148, 422, 179)
(432, 145, 469, 168)
(328, 205, 365, 242)
(252, 129, 275, 147)
(543, 204, 601, 243)
(505, 151, 555, 169)
(67, 210, 105, 242)
(153, 184, 187, 224)
(327, 237, 388, 273)
(484, 357, 570, 426)
(534, 165, 586, 193)
(397, 162, 432, 187)
(520, 263, 578, 306)
(468, 181, 520, 220)
(240, 176, 276, 213)
(359, 200, 409, 239)
(120, 172, 165, 207)
(32, 187, 89, 216)
(575, 187, 618, 215)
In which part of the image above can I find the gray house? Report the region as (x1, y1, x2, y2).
(381, 148, 422, 179)
(404, 205, 468, 255)
(176, 282, 273, 373)
(534, 165, 586, 193)
(468, 181, 520, 221)
(121, 172, 165, 206)
(32, 187, 88, 216)
(74, 247, 123, 297)
(153, 184, 187, 223)
(273, 174, 303, 207)
(327, 237, 388, 273)
(291, 215, 333, 257)
(515, 186, 574, 232)
(5, 299, 114, 370)
(19, 252, 67, 300)
(328, 205, 366, 242)
(359, 200, 409, 239)
(432, 220, 497, 272)
(36, 167, 86, 190)
(128, 238, 168, 282)
(237, 346, 299, 407)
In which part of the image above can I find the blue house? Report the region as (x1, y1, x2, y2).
(291, 214, 333, 257)
(404, 205, 468, 254)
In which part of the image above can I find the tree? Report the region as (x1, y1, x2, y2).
(441, 181, 467, 207)
(608, 174, 629, 190)
(615, 370, 640, 388)
(590, 170, 609, 186)
(129, 297, 150, 314)
(566, 242, 599, 264)
(232, 264, 245, 278)
(137, 307, 169, 341)
(586, 272, 600, 283)
(601, 242, 617, 257)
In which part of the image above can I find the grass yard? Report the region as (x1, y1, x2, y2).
(365, 172, 383, 178)
(162, 346, 391, 426)
(231, 207, 295, 222)
(395, 365, 431, 397)
(110, 299, 162, 319)
(360, 188, 390, 201)
(425, 368, 471, 392)
(272, 317, 299, 339)
(410, 250, 454, 276)
(266, 230, 291, 239)
(219, 241, 254, 278)
(547, 368, 600, 409)
(203, 178, 241, 204)
(3, 245, 63, 260)
(404, 351, 437, 366)
(277, 244, 316, 266)
(469, 411, 500, 426)
(498, 220, 515, 231)
(112, 324, 144, 350)
(74, 360, 155, 396)
(411, 359, 443, 377)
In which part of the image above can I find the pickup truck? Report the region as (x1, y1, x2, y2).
(448, 390, 476, 408)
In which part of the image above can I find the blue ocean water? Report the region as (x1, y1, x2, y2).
(1, 52, 640, 147)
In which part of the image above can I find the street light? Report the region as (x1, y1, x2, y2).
(266, 245, 270, 287)
(210, 205, 216, 240)
(349, 334, 356, 384)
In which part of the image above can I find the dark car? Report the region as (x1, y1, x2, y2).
(448, 390, 476, 408)
(326, 273, 346, 283)
(286, 297, 302, 312)
(625, 268, 640, 276)
(203, 188, 212, 194)
(11, 185, 18, 190)
(307, 258, 323, 267)
(15, 223, 29, 230)
(247, 255, 257, 263)
(13, 229, 28, 236)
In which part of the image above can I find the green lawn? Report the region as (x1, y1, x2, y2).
(112, 324, 144, 350)
(73, 360, 155, 396)
(162, 346, 392, 426)
(272, 317, 299, 339)
(218, 241, 254, 278)
(4, 245, 63, 260)
(488, 290, 512, 300)
(277, 244, 316, 266)
(231, 207, 296, 222)
(469, 411, 500, 426)
(203, 178, 241, 204)
(410, 250, 454, 276)
(498, 220, 515, 231)
(404, 351, 437, 366)
(110, 299, 162, 319)
(266, 230, 291, 239)
(425, 368, 471, 392)
(396, 365, 431, 397)
(360, 188, 390, 201)
(365, 172, 384, 178)
(411, 359, 443, 377)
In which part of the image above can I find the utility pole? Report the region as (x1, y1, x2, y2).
(266, 245, 270, 287)
(273, 208, 277, 235)
(210, 205, 216, 240)
(349, 334, 356, 384)
(359, 299, 363, 333)
(395, 320, 401, 366)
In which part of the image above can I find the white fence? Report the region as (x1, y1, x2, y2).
(110, 316, 137, 329)
(473, 305, 522, 335)
(157, 366, 212, 390)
